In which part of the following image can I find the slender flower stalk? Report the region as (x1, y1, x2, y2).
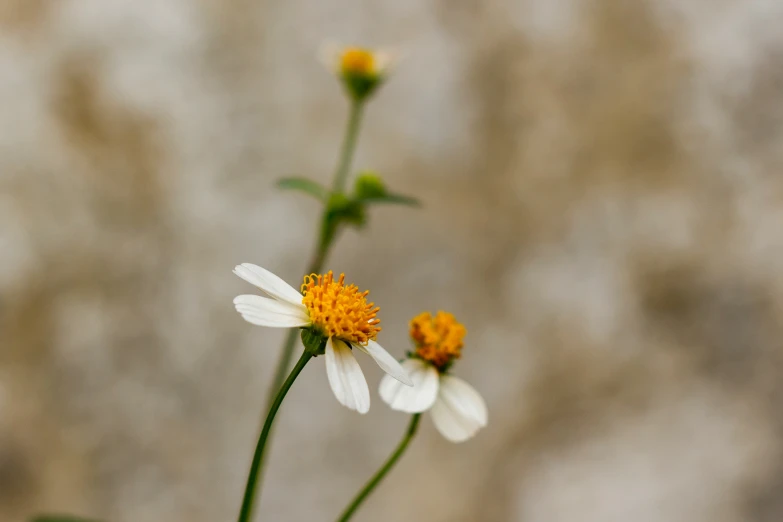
(237, 350, 313, 522)
(263, 246, 331, 417)
(336, 414, 421, 522)
(333, 99, 364, 194)
(264, 61, 371, 414)
(257, 73, 368, 490)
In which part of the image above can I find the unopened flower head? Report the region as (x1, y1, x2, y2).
(322, 44, 395, 101)
(379, 311, 487, 442)
(233, 264, 412, 414)
(340, 47, 378, 77)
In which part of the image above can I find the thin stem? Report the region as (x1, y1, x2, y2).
(336, 414, 421, 522)
(237, 350, 313, 522)
(253, 237, 331, 492)
(261, 239, 329, 417)
(250, 96, 364, 507)
(332, 100, 364, 194)
(263, 97, 363, 412)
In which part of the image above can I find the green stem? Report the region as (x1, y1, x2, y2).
(252, 217, 333, 492)
(336, 414, 421, 522)
(264, 98, 363, 409)
(261, 242, 328, 415)
(249, 95, 364, 511)
(332, 99, 364, 194)
(237, 350, 313, 522)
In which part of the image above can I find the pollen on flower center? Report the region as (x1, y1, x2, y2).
(340, 47, 376, 76)
(410, 311, 466, 368)
(301, 271, 381, 344)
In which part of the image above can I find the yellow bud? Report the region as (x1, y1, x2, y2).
(340, 47, 377, 77)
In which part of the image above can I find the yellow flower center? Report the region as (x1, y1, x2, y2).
(301, 271, 381, 345)
(410, 311, 466, 368)
(340, 47, 376, 77)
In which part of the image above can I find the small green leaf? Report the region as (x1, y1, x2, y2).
(356, 192, 421, 207)
(31, 515, 103, 522)
(277, 177, 329, 201)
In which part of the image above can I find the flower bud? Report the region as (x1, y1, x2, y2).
(353, 171, 387, 199)
(322, 44, 395, 102)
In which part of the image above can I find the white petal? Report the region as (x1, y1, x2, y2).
(373, 49, 398, 75)
(378, 358, 439, 413)
(233, 294, 311, 328)
(430, 376, 488, 443)
(318, 41, 342, 73)
(354, 340, 413, 386)
(233, 263, 305, 308)
(325, 338, 370, 414)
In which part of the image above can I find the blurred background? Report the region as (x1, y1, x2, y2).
(2, 0, 783, 520)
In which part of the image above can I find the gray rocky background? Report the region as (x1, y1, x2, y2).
(2, 0, 783, 520)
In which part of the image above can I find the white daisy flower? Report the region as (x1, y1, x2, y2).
(233, 263, 413, 414)
(379, 311, 487, 442)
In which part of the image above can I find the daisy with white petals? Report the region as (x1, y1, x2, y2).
(379, 311, 488, 442)
(233, 263, 413, 413)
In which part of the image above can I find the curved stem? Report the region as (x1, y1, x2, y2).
(263, 97, 363, 414)
(261, 237, 329, 422)
(336, 414, 421, 522)
(251, 95, 364, 508)
(237, 350, 313, 522)
(332, 100, 364, 194)
(256, 234, 331, 471)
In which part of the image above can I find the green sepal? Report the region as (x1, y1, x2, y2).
(438, 359, 455, 373)
(301, 328, 327, 356)
(277, 177, 329, 202)
(342, 73, 382, 102)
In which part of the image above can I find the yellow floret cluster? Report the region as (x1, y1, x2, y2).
(301, 271, 381, 345)
(340, 47, 377, 77)
(410, 311, 466, 368)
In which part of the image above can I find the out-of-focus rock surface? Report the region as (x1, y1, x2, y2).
(2, 0, 783, 520)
